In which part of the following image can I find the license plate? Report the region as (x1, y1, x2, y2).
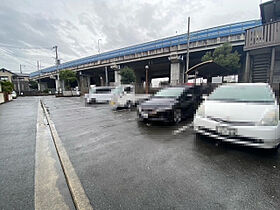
(216, 126, 236, 136)
(141, 112, 148, 118)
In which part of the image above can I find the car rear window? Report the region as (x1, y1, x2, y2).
(154, 87, 185, 98)
(208, 85, 275, 103)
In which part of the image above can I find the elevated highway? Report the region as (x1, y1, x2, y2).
(30, 20, 261, 92)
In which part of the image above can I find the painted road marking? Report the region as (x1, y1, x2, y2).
(41, 100, 93, 210)
(173, 122, 193, 135)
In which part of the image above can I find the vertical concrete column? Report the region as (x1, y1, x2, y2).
(169, 53, 183, 86)
(55, 74, 61, 92)
(114, 70, 121, 86)
(79, 75, 90, 94)
(244, 52, 251, 82)
(38, 79, 41, 91)
(135, 70, 143, 94)
(111, 64, 121, 86)
(270, 47, 276, 84)
(105, 66, 108, 86)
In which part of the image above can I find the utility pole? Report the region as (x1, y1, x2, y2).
(53, 45, 59, 65)
(98, 39, 102, 54)
(37, 61, 40, 71)
(185, 17, 190, 83)
(18, 64, 25, 95)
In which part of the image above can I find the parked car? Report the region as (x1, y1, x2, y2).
(137, 86, 203, 123)
(11, 91, 17, 99)
(193, 83, 280, 150)
(110, 85, 150, 109)
(85, 85, 115, 104)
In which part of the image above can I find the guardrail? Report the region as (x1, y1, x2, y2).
(30, 20, 261, 78)
(244, 20, 280, 51)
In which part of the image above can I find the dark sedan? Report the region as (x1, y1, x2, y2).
(137, 86, 203, 123)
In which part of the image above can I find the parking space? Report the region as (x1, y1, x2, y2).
(42, 96, 280, 209)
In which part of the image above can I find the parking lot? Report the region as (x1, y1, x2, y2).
(40, 96, 280, 209)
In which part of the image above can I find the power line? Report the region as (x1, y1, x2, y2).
(0, 43, 52, 50)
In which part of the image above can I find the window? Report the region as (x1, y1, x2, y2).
(0, 76, 8, 81)
(154, 87, 185, 98)
(208, 85, 275, 103)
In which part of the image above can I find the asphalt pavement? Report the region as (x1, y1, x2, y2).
(42, 96, 280, 210)
(0, 97, 38, 209)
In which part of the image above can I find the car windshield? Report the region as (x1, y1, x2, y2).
(208, 85, 275, 103)
(154, 87, 185, 98)
(90, 88, 112, 94)
(111, 86, 123, 95)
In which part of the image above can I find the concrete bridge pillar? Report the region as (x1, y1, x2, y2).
(169, 53, 184, 86)
(111, 64, 121, 86)
(135, 70, 144, 93)
(244, 52, 251, 82)
(79, 75, 90, 94)
(55, 74, 62, 92)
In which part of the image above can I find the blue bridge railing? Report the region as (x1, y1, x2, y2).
(30, 19, 261, 78)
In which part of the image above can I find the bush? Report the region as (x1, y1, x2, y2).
(1, 80, 13, 93)
(29, 80, 38, 90)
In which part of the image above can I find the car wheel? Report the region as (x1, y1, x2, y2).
(173, 109, 181, 124)
(127, 101, 132, 109)
(271, 144, 280, 153)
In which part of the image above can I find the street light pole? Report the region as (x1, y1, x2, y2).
(145, 65, 149, 94)
(185, 17, 191, 83)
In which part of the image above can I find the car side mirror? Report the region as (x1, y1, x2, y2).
(202, 94, 208, 100)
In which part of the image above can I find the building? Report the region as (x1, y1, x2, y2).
(12, 73, 30, 94)
(244, 0, 280, 85)
(0, 68, 31, 94)
(0, 68, 14, 82)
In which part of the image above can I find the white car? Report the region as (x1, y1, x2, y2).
(85, 85, 115, 104)
(110, 85, 150, 109)
(193, 83, 280, 150)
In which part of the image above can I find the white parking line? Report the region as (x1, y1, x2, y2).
(173, 122, 193, 135)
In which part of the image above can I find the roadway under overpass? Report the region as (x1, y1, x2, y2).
(30, 20, 261, 93)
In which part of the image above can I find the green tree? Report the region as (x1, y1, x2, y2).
(119, 67, 136, 84)
(29, 80, 38, 90)
(201, 42, 241, 72)
(59, 70, 77, 90)
(1, 80, 13, 93)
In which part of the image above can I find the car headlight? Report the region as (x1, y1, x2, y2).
(257, 108, 279, 126)
(196, 103, 205, 117)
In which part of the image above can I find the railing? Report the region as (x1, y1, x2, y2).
(30, 20, 262, 78)
(244, 20, 280, 51)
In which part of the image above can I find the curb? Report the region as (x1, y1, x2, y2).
(40, 100, 93, 210)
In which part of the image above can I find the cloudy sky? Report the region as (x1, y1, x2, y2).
(0, 0, 268, 73)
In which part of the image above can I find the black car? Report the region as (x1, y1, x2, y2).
(137, 86, 204, 123)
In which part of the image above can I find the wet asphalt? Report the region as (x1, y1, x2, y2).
(0, 97, 38, 209)
(41, 96, 280, 210)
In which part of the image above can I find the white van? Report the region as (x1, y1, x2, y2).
(110, 85, 150, 109)
(85, 85, 115, 104)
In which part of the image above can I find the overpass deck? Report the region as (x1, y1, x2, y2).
(30, 20, 261, 78)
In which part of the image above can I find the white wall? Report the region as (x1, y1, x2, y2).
(0, 93, 4, 104)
